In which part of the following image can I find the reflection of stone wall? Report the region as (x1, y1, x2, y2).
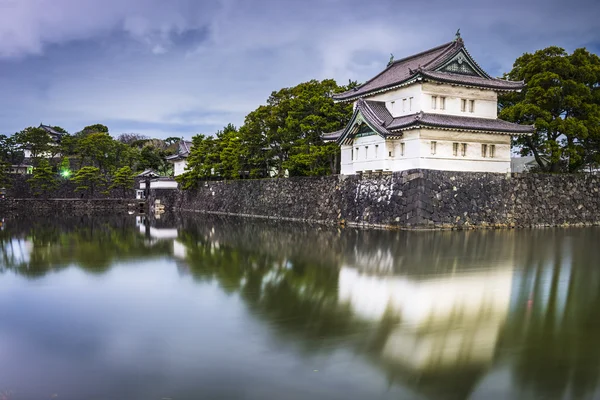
(151, 170, 600, 229)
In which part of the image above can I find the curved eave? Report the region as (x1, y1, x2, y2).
(334, 75, 522, 103)
(420, 73, 524, 92)
(389, 124, 534, 136)
(333, 76, 421, 103)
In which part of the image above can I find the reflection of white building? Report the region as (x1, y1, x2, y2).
(0, 239, 33, 269)
(339, 266, 513, 371)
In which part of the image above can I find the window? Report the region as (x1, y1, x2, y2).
(375, 144, 379, 158)
(453, 142, 459, 156)
(390, 101, 395, 112)
(409, 97, 413, 111)
(469, 100, 475, 113)
(402, 98, 406, 112)
(389, 151, 392, 157)
(461, 99, 467, 112)
(355, 147, 359, 160)
(400, 142, 405, 156)
(481, 144, 488, 158)
(365, 146, 368, 159)
(351, 147, 353, 160)
(431, 95, 437, 109)
(490, 145, 496, 158)
(440, 96, 446, 110)
(461, 143, 467, 157)
(431, 141, 437, 155)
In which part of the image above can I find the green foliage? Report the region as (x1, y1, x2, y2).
(73, 166, 105, 196)
(15, 126, 55, 163)
(27, 159, 58, 196)
(180, 79, 354, 188)
(77, 132, 118, 173)
(81, 124, 109, 134)
(499, 47, 600, 172)
(109, 166, 135, 197)
(0, 134, 24, 165)
(58, 157, 71, 179)
(176, 134, 220, 189)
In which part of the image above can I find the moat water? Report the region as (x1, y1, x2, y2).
(1, 213, 599, 400)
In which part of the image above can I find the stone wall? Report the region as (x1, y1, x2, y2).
(0, 175, 139, 212)
(4, 174, 136, 199)
(149, 170, 600, 229)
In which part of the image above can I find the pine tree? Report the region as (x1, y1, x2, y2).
(28, 159, 58, 196)
(109, 166, 134, 197)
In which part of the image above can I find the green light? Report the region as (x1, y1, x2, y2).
(61, 169, 71, 178)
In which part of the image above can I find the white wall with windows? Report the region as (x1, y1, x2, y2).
(341, 129, 511, 175)
(422, 82, 498, 119)
(364, 83, 498, 120)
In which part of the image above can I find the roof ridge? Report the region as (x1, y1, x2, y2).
(389, 40, 457, 67)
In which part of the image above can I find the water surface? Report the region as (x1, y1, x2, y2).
(1, 213, 599, 399)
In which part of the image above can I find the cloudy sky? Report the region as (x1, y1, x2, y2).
(0, 0, 598, 139)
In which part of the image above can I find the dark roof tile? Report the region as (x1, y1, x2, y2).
(387, 112, 534, 134)
(333, 38, 523, 101)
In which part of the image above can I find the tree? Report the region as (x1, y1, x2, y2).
(109, 166, 135, 197)
(0, 134, 24, 165)
(15, 126, 53, 163)
(499, 47, 600, 172)
(76, 133, 117, 172)
(176, 134, 220, 189)
(238, 79, 354, 177)
(28, 159, 58, 196)
(117, 133, 149, 145)
(81, 124, 109, 135)
(73, 166, 105, 197)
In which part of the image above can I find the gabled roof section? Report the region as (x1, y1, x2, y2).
(323, 100, 534, 140)
(39, 124, 63, 142)
(323, 99, 398, 144)
(333, 37, 523, 101)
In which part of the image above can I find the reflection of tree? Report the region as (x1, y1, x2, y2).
(2, 211, 600, 398)
(176, 226, 360, 350)
(0, 214, 171, 277)
(503, 229, 600, 400)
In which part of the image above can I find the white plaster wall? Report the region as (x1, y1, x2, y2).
(366, 84, 423, 117)
(173, 160, 188, 176)
(341, 128, 513, 174)
(387, 131, 421, 172)
(149, 180, 178, 189)
(422, 82, 498, 118)
(345, 135, 388, 173)
(418, 129, 511, 173)
(340, 145, 353, 175)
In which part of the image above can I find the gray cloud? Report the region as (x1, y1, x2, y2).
(0, 0, 598, 138)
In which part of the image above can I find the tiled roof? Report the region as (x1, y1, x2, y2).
(419, 70, 523, 90)
(333, 38, 523, 101)
(38, 124, 63, 142)
(166, 139, 193, 161)
(322, 129, 344, 141)
(323, 100, 534, 141)
(387, 112, 535, 134)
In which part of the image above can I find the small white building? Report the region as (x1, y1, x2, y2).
(166, 140, 193, 176)
(324, 34, 534, 174)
